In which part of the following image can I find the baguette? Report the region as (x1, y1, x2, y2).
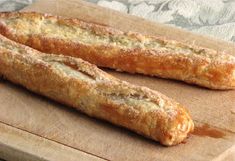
(0, 12, 234, 89)
(0, 34, 194, 146)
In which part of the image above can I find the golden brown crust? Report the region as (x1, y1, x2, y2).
(0, 34, 194, 146)
(0, 12, 234, 89)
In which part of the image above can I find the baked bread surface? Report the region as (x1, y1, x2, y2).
(0, 12, 234, 89)
(0, 34, 194, 146)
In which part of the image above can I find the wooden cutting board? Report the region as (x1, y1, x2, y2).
(0, 0, 235, 160)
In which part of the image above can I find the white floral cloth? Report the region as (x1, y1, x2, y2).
(0, 0, 235, 42)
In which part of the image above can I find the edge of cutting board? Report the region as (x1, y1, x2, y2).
(0, 122, 104, 161)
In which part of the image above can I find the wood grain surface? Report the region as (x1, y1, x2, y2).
(0, 122, 104, 161)
(0, 0, 234, 160)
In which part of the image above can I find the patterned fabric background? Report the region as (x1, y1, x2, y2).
(0, 0, 235, 43)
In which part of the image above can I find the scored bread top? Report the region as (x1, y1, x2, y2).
(0, 12, 233, 61)
(0, 12, 234, 89)
(0, 33, 194, 146)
